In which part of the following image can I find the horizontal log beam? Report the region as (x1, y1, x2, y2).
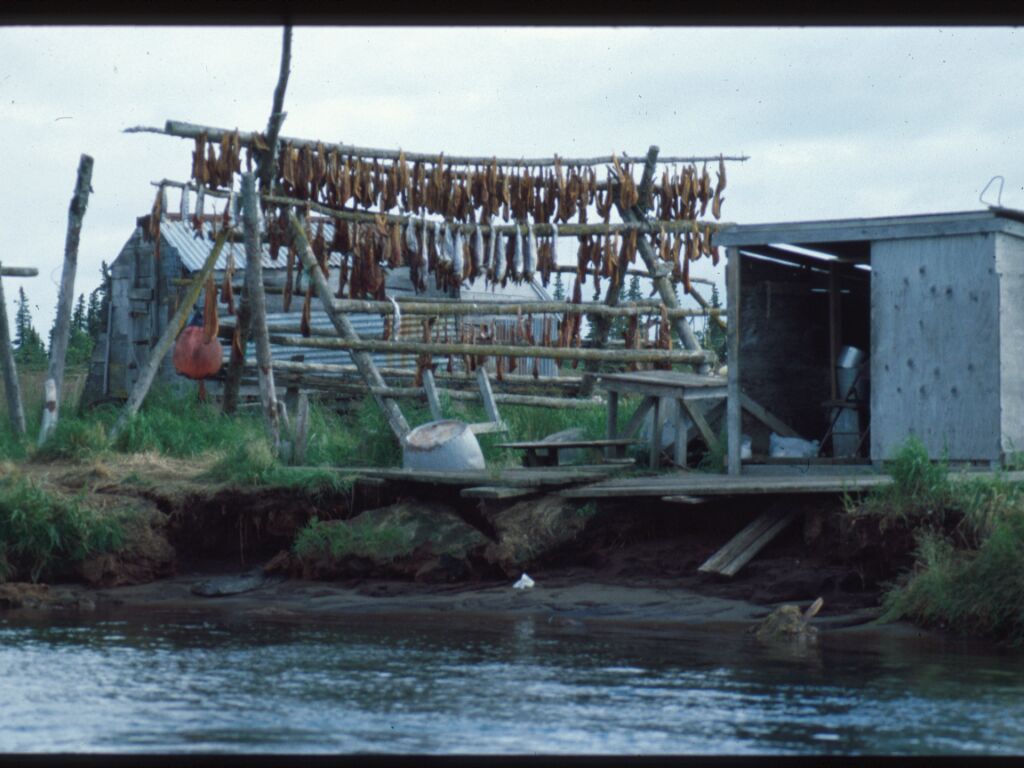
(266, 333, 714, 364)
(0, 267, 39, 278)
(128, 120, 749, 167)
(327, 297, 721, 320)
(236, 374, 598, 409)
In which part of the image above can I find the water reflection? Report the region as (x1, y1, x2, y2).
(0, 613, 1023, 754)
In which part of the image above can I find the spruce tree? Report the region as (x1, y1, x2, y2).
(13, 288, 47, 368)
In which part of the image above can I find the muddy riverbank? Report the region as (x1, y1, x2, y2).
(1, 453, 926, 641)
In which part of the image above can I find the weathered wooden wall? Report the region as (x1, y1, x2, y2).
(996, 232, 1024, 462)
(738, 254, 864, 452)
(870, 234, 1001, 463)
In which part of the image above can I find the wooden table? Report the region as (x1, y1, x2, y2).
(496, 438, 639, 467)
(596, 371, 728, 469)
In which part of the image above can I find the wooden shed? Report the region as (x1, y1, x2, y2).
(81, 212, 555, 405)
(717, 208, 1024, 473)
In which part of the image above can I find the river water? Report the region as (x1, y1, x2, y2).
(1, 612, 1023, 755)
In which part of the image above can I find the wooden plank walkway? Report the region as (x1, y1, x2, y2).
(338, 464, 629, 490)
(559, 469, 1024, 500)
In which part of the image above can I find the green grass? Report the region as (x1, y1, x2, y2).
(292, 515, 408, 562)
(203, 439, 353, 499)
(858, 436, 1024, 643)
(0, 473, 124, 583)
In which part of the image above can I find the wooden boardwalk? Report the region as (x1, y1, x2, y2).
(559, 469, 1024, 500)
(335, 463, 1024, 503)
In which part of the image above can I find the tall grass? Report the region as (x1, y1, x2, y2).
(862, 436, 1024, 643)
(0, 473, 124, 583)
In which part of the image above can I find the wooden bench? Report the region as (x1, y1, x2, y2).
(496, 438, 639, 467)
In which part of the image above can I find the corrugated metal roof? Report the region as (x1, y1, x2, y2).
(159, 217, 345, 272)
(159, 216, 554, 303)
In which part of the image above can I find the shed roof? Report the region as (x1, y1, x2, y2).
(715, 208, 1024, 252)
(158, 216, 346, 271)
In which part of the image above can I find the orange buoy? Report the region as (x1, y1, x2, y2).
(174, 310, 222, 399)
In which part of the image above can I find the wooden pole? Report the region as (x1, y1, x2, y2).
(236, 376, 601, 410)
(110, 229, 229, 440)
(616, 148, 710, 374)
(329, 298, 720, 320)
(257, 25, 292, 197)
(240, 173, 281, 452)
(0, 267, 39, 278)
(266, 332, 713, 365)
(287, 211, 411, 440)
(127, 120, 750, 168)
(726, 247, 742, 475)
(0, 271, 26, 435)
(40, 153, 93, 445)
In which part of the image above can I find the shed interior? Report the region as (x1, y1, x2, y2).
(736, 241, 871, 461)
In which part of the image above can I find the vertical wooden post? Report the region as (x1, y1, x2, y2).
(241, 173, 281, 453)
(649, 396, 662, 469)
(40, 153, 93, 445)
(828, 263, 841, 401)
(0, 272, 26, 435)
(110, 230, 229, 440)
(673, 397, 687, 468)
(422, 368, 443, 420)
(726, 247, 742, 475)
(288, 211, 410, 440)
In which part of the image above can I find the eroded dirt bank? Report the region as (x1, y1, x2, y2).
(1, 454, 925, 638)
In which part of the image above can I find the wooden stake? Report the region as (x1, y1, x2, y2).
(0, 272, 25, 435)
(40, 153, 92, 445)
(110, 229, 229, 440)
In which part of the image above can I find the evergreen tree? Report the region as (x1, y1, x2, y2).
(13, 288, 47, 368)
(72, 294, 86, 332)
(696, 283, 727, 363)
(553, 272, 565, 301)
(85, 261, 110, 342)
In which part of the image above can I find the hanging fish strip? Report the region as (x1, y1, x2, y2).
(185, 136, 733, 295)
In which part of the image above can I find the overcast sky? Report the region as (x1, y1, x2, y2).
(1, 25, 1021, 337)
